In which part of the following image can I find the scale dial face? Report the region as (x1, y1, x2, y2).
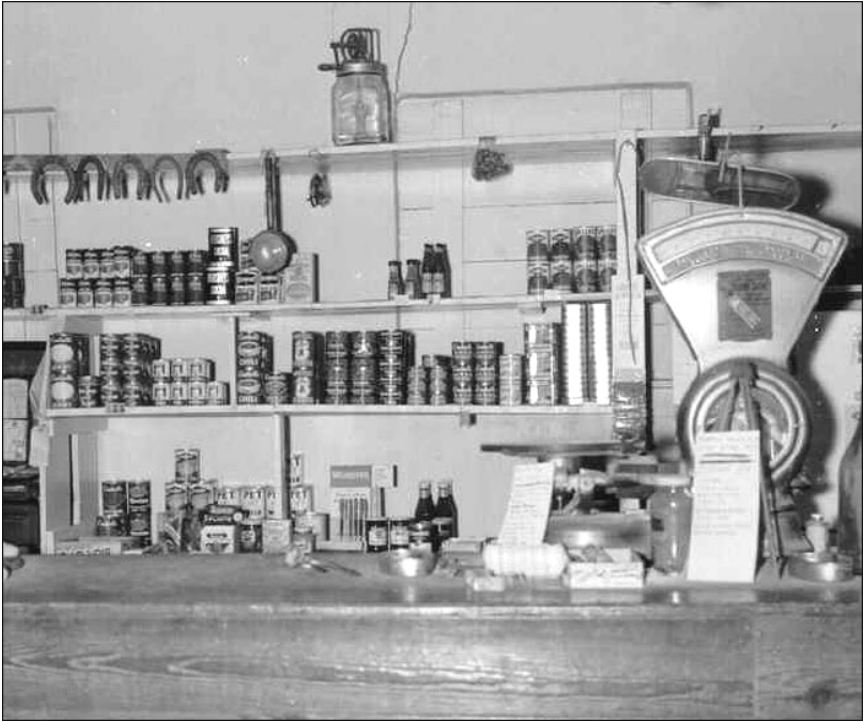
(678, 359, 811, 485)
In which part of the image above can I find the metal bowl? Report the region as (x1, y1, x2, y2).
(787, 551, 854, 583)
(379, 549, 438, 577)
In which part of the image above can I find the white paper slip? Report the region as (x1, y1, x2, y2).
(686, 430, 761, 583)
(496, 462, 555, 546)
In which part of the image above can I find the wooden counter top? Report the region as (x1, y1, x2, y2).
(3, 555, 862, 720)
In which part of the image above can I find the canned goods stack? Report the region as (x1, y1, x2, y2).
(264, 372, 291, 405)
(524, 322, 561, 405)
(597, 226, 617, 292)
(77, 375, 102, 408)
(152, 357, 226, 406)
(473, 341, 501, 405)
(98, 480, 129, 538)
(563, 301, 612, 405)
(406, 365, 428, 405)
(451, 341, 475, 406)
(293, 331, 322, 404)
(549, 228, 574, 292)
(350, 330, 378, 404)
(237, 330, 275, 404)
(3, 242, 25, 308)
(239, 485, 265, 552)
(206, 227, 238, 305)
(127, 480, 152, 546)
(59, 246, 135, 309)
(99, 333, 160, 407)
(48, 332, 91, 408)
(498, 353, 525, 406)
(526, 229, 550, 295)
(378, 329, 410, 405)
(425, 354, 452, 406)
(573, 226, 599, 293)
(324, 331, 351, 404)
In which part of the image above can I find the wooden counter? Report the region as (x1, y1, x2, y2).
(3, 555, 862, 720)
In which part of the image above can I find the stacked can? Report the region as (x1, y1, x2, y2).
(350, 331, 378, 405)
(597, 225, 617, 292)
(573, 227, 599, 294)
(99, 480, 129, 537)
(526, 229, 551, 295)
(3, 242, 25, 308)
(206, 227, 238, 305)
(524, 322, 561, 406)
(292, 331, 322, 404)
(451, 341, 475, 406)
(406, 366, 429, 405)
(165, 448, 200, 515)
(48, 332, 90, 408)
(127, 480, 152, 547)
(499, 353, 525, 406)
(562, 303, 589, 405)
(98, 333, 159, 408)
(240, 485, 265, 552)
(77, 375, 102, 408)
(264, 372, 291, 405)
(131, 249, 151, 306)
(474, 341, 501, 405)
(550, 228, 574, 292)
(378, 330, 410, 405)
(237, 330, 274, 404)
(325, 331, 351, 404)
(425, 354, 451, 406)
(149, 250, 169, 305)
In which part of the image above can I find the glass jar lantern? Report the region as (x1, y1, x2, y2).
(647, 474, 693, 575)
(319, 28, 392, 146)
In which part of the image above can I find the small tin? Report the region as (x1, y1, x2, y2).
(186, 272, 206, 305)
(98, 249, 115, 279)
(128, 508, 152, 543)
(101, 480, 128, 514)
(150, 251, 168, 277)
(293, 331, 321, 370)
(150, 275, 168, 305)
(188, 379, 208, 405)
(169, 273, 186, 306)
(170, 381, 189, 406)
(58, 278, 77, 307)
(112, 247, 133, 278)
(164, 482, 187, 513)
(206, 381, 229, 406)
(167, 250, 187, 276)
(365, 517, 389, 552)
(170, 357, 191, 381)
(131, 249, 150, 276)
(239, 519, 263, 553)
(265, 485, 281, 519)
(259, 274, 281, 304)
(95, 278, 114, 308)
(388, 517, 411, 550)
(76, 279, 95, 307)
(208, 227, 239, 265)
(175, 448, 201, 482)
(82, 249, 101, 280)
(65, 249, 84, 279)
(241, 486, 266, 520)
(131, 275, 150, 306)
(127, 480, 151, 508)
(187, 249, 207, 274)
(112, 278, 131, 307)
(153, 380, 171, 406)
(215, 485, 240, 507)
(205, 262, 234, 305)
(189, 357, 214, 382)
(152, 358, 172, 380)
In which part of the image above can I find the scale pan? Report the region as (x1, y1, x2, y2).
(640, 158, 801, 210)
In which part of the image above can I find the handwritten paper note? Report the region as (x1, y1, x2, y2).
(687, 430, 761, 583)
(497, 462, 555, 546)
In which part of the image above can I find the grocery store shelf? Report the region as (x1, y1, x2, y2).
(45, 403, 612, 420)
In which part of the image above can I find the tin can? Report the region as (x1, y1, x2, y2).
(189, 358, 214, 381)
(189, 481, 215, 511)
(175, 448, 200, 483)
(188, 379, 208, 405)
(153, 380, 171, 406)
(241, 486, 266, 520)
(63, 248, 83, 279)
(170, 357, 191, 381)
(112, 278, 131, 307)
(49, 333, 80, 372)
(149, 251, 168, 277)
(573, 226, 599, 294)
(101, 480, 128, 515)
(408, 520, 433, 554)
(169, 273, 186, 306)
(131, 249, 150, 276)
(77, 376, 102, 408)
(152, 358, 172, 380)
(259, 274, 280, 303)
(239, 519, 263, 553)
(208, 227, 238, 264)
(165, 482, 187, 513)
(205, 262, 234, 305)
(95, 279, 114, 308)
(167, 250, 187, 276)
(187, 249, 207, 274)
(293, 331, 321, 370)
(186, 272, 206, 305)
(97, 249, 114, 279)
(264, 485, 281, 518)
(58, 278, 77, 307)
(76, 279, 95, 307)
(388, 517, 411, 549)
(526, 229, 550, 294)
(150, 275, 168, 305)
(96, 512, 127, 537)
(216, 485, 240, 507)
(550, 228, 574, 292)
(128, 507, 152, 543)
(112, 247, 133, 278)
(127, 480, 151, 508)
(83, 249, 101, 280)
(292, 370, 318, 404)
(131, 275, 150, 306)
(365, 517, 389, 552)
(170, 381, 188, 406)
(206, 381, 229, 406)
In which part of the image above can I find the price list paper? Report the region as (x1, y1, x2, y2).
(496, 462, 555, 546)
(687, 430, 761, 583)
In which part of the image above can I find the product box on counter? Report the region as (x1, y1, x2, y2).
(282, 252, 319, 303)
(3, 419, 29, 463)
(200, 524, 237, 554)
(262, 518, 293, 553)
(3, 378, 29, 419)
(52, 536, 140, 556)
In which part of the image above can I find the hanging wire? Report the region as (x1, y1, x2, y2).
(394, 1, 415, 101)
(614, 138, 638, 366)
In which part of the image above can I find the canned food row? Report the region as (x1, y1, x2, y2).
(153, 357, 216, 382)
(154, 379, 229, 406)
(527, 225, 617, 294)
(3, 243, 25, 308)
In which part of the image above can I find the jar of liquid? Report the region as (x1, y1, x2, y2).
(648, 474, 693, 575)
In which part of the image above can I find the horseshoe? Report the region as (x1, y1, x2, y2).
(151, 154, 184, 203)
(185, 150, 230, 198)
(111, 154, 152, 200)
(30, 155, 78, 205)
(3, 156, 31, 196)
(74, 155, 109, 202)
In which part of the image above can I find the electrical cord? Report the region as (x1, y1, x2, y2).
(613, 138, 638, 366)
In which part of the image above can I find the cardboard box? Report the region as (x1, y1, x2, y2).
(282, 252, 319, 303)
(3, 378, 29, 419)
(262, 519, 293, 553)
(200, 524, 237, 554)
(53, 537, 138, 556)
(3, 419, 28, 462)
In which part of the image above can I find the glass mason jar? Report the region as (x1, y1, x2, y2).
(648, 474, 693, 575)
(331, 63, 391, 146)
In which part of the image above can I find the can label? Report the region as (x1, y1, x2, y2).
(170, 358, 191, 380)
(99, 250, 115, 279)
(83, 251, 101, 280)
(170, 381, 189, 405)
(189, 358, 213, 381)
(206, 381, 228, 405)
(388, 518, 411, 549)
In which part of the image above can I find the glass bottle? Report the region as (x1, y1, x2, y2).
(433, 479, 458, 541)
(404, 259, 422, 300)
(414, 481, 436, 523)
(434, 243, 451, 298)
(837, 414, 862, 574)
(648, 474, 693, 575)
(387, 260, 403, 300)
(431, 245, 446, 296)
(420, 244, 435, 298)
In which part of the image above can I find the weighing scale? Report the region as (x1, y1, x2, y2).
(637, 208, 848, 554)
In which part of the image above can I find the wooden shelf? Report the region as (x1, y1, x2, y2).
(46, 403, 612, 420)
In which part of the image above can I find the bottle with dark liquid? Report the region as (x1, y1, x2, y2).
(414, 480, 436, 522)
(387, 260, 403, 300)
(404, 259, 422, 299)
(420, 244, 435, 298)
(434, 243, 451, 298)
(433, 479, 458, 543)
